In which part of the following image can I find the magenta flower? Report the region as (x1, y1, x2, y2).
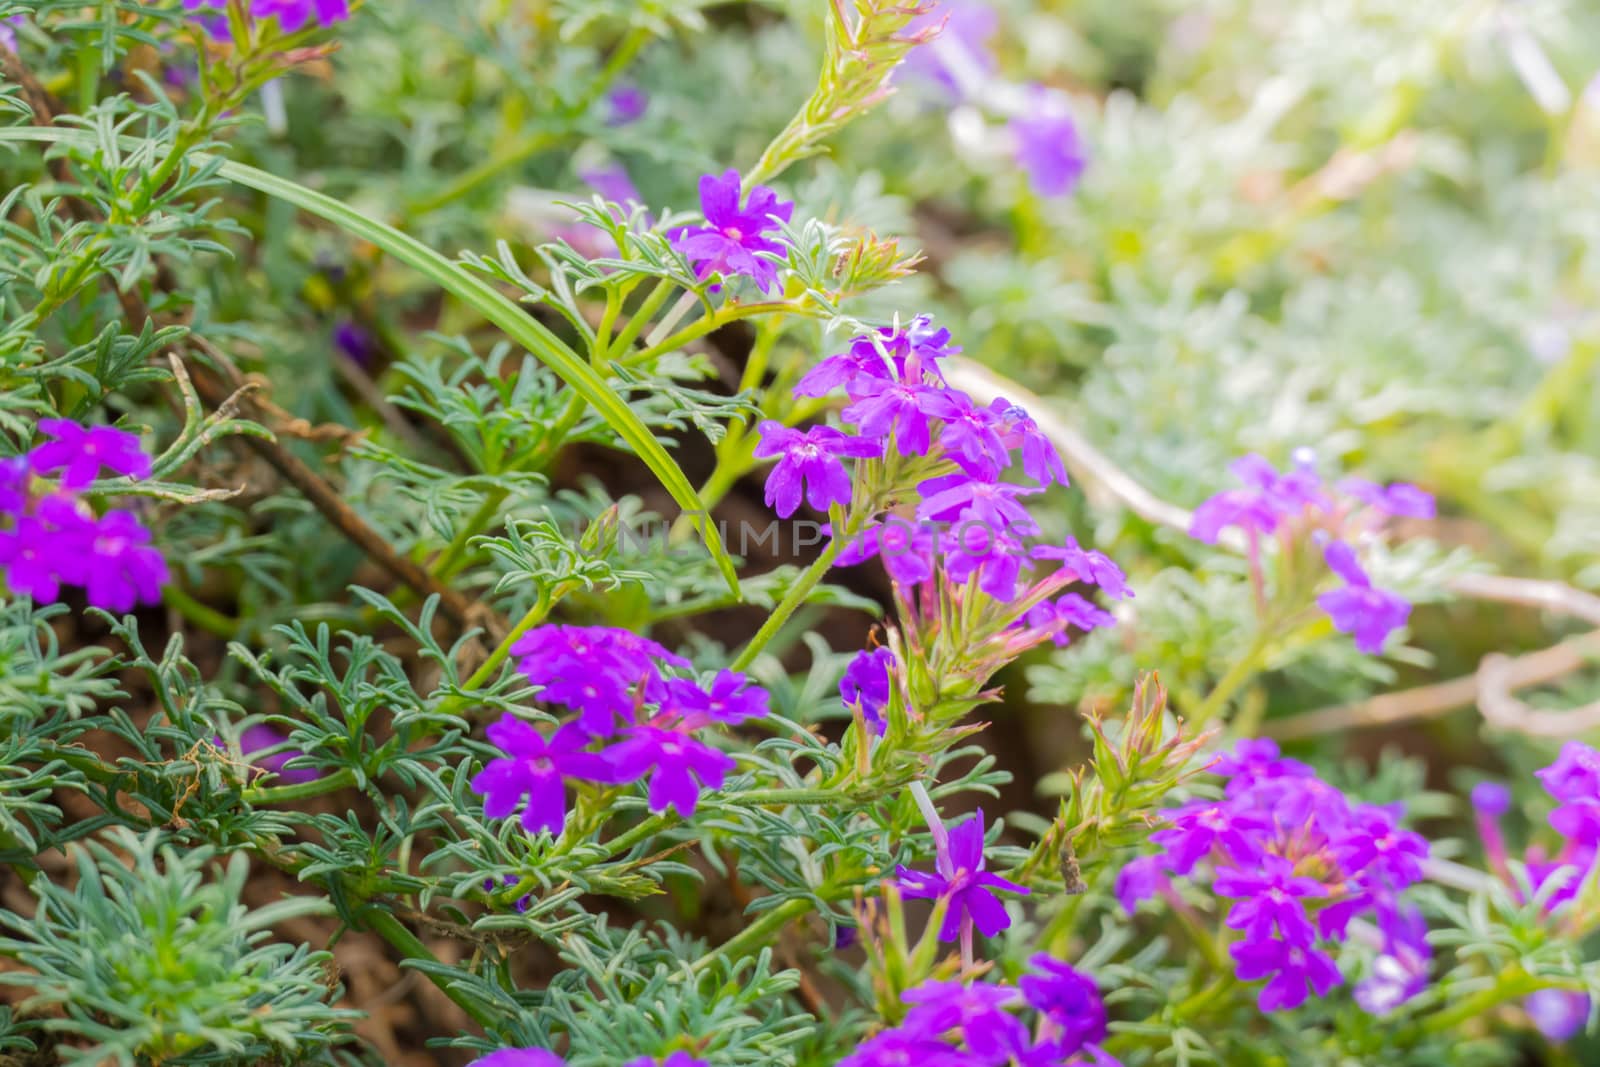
(238, 724, 320, 785)
(922, 390, 1011, 478)
(29, 419, 152, 489)
(510, 624, 686, 731)
(1316, 540, 1411, 653)
(623, 1054, 709, 1067)
(840, 646, 896, 734)
(1032, 536, 1132, 600)
(663, 669, 770, 727)
(1213, 855, 1326, 945)
(1113, 855, 1169, 914)
(896, 808, 1028, 941)
(469, 1051, 566, 1067)
(838, 1030, 972, 1067)
(795, 318, 954, 399)
(901, 980, 1027, 1061)
(605, 725, 736, 818)
(670, 170, 793, 293)
(1018, 956, 1110, 1053)
(1229, 936, 1342, 1012)
(1338, 478, 1437, 519)
(943, 524, 1026, 601)
(842, 375, 943, 456)
(1150, 800, 1267, 875)
(1537, 741, 1600, 802)
(605, 85, 649, 126)
(1023, 592, 1116, 647)
(1354, 904, 1430, 1016)
(915, 472, 1038, 533)
(249, 0, 351, 31)
(471, 717, 620, 836)
(752, 421, 881, 518)
(1010, 89, 1088, 198)
(836, 520, 939, 586)
(989, 399, 1068, 487)
(81, 510, 169, 611)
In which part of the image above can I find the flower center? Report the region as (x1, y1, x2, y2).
(722, 225, 744, 241)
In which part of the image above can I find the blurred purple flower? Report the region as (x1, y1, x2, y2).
(1229, 936, 1342, 1012)
(469, 1051, 566, 1067)
(1010, 89, 1088, 198)
(605, 85, 648, 125)
(1032, 536, 1132, 600)
(1316, 540, 1411, 654)
(899, 2, 998, 100)
(332, 320, 377, 369)
(1526, 988, 1591, 1041)
(29, 419, 152, 489)
(901, 980, 1027, 1060)
(239, 724, 320, 785)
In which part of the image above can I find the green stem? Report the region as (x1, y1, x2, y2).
(729, 522, 849, 672)
(432, 488, 509, 580)
(244, 767, 358, 805)
(690, 896, 813, 974)
(361, 907, 498, 1029)
(606, 277, 679, 360)
(162, 584, 238, 638)
(1189, 635, 1271, 728)
(436, 588, 558, 718)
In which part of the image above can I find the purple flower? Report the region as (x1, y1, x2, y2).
(0, 15, 22, 53)
(510, 624, 686, 732)
(1338, 478, 1437, 519)
(752, 421, 881, 518)
(1354, 904, 1430, 1016)
(622, 1055, 709, 1067)
(82, 509, 169, 612)
(1189, 453, 1328, 542)
(663, 669, 770, 727)
(896, 808, 1028, 941)
(795, 318, 954, 400)
(605, 725, 737, 818)
(248, 0, 351, 31)
(1010, 89, 1088, 198)
(1471, 781, 1512, 816)
(899, 2, 998, 100)
(1537, 742, 1600, 803)
(1114, 855, 1169, 914)
(1213, 855, 1326, 945)
(1024, 592, 1117, 647)
(837, 520, 939, 587)
(922, 391, 1011, 479)
(1209, 738, 1313, 793)
(669, 170, 793, 293)
(1149, 800, 1267, 875)
(578, 163, 644, 211)
(1525, 988, 1591, 1041)
(841, 647, 896, 734)
(605, 85, 648, 125)
(471, 717, 620, 836)
(989, 399, 1068, 487)
(1336, 805, 1429, 888)
(469, 1051, 566, 1067)
(332, 320, 377, 369)
(942, 523, 1026, 601)
(1317, 540, 1411, 654)
(29, 419, 152, 489)
(1229, 936, 1342, 1012)
(838, 1029, 971, 1067)
(1031, 537, 1131, 599)
(901, 980, 1027, 1060)
(238, 724, 319, 785)
(0, 457, 28, 515)
(0, 497, 165, 610)
(915, 472, 1038, 534)
(1019, 955, 1109, 1052)
(842, 375, 943, 456)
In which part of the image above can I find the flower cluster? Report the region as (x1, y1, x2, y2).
(899, 2, 1089, 198)
(841, 958, 1119, 1067)
(1189, 452, 1435, 654)
(0, 420, 168, 611)
(669, 169, 794, 294)
(1471, 742, 1600, 1039)
(758, 315, 1124, 730)
(469, 626, 768, 835)
(1122, 739, 1431, 1013)
(183, 0, 351, 34)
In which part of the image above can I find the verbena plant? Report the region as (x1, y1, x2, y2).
(1, 1, 1599, 1065)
